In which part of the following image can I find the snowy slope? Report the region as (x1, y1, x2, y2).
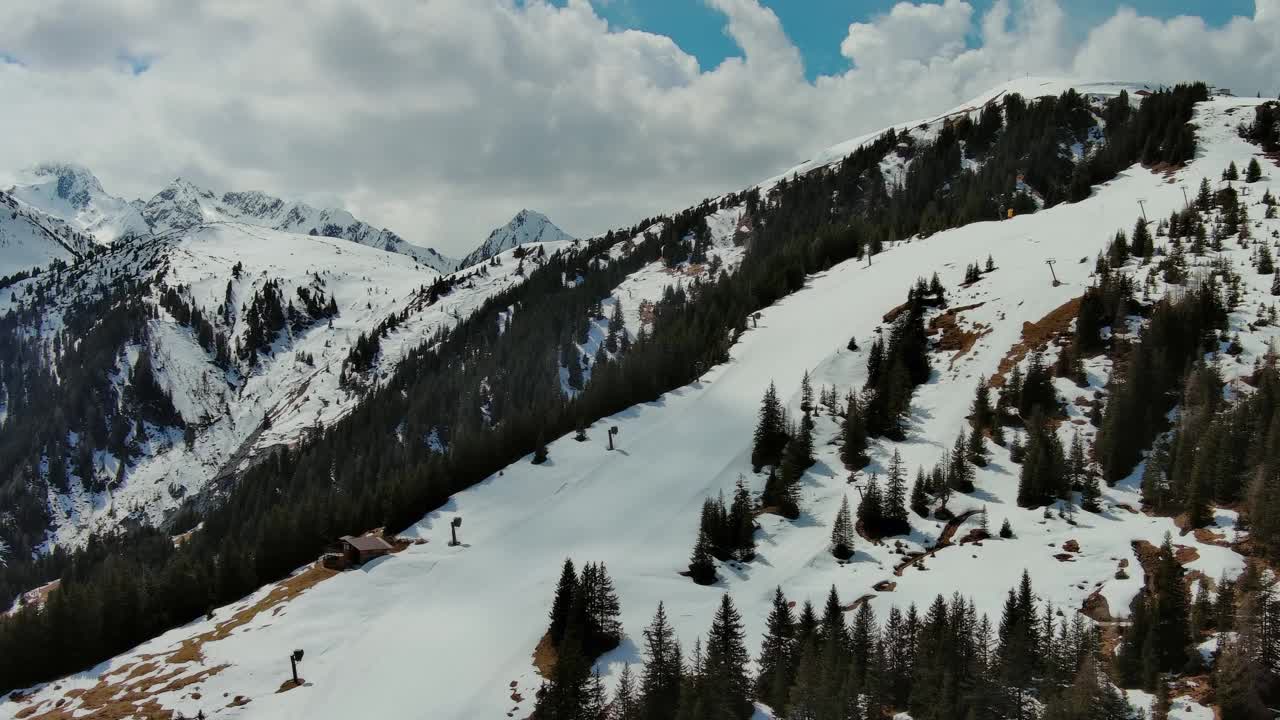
(2, 85, 1269, 720)
(6, 163, 150, 244)
(0, 189, 95, 277)
(456, 208, 574, 270)
(141, 179, 456, 272)
(0, 224, 571, 551)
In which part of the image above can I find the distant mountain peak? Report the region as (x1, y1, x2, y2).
(140, 180, 455, 272)
(457, 209, 572, 270)
(9, 163, 150, 244)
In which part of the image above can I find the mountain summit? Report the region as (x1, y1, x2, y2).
(456, 209, 573, 270)
(7, 163, 150, 244)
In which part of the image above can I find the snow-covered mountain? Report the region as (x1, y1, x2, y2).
(0, 188, 97, 278)
(5, 163, 151, 245)
(456, 208, 573, 270)
(140, 179, 456, 272)
(0, 222, 567, 553)
(1, 79, 1271, 720)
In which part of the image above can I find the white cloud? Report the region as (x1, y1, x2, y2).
(841, 0, 973, 69)
(0, 0, 1275, 255)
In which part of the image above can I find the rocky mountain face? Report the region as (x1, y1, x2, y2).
(456, 208, 573, 270)
(6, 163, 151, 245)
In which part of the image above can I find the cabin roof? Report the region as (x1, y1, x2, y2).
(340, 535, 392, 553)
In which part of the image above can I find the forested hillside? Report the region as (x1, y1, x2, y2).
(6, 79, 1279, 720)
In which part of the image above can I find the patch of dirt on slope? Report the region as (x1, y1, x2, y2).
(532, 631, 559, 679)
(25, 563, 337, 720)
(989, 297, 1081, 387)
(929, 302, 991, 368)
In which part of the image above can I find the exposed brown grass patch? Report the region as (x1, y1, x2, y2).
(24, 563, 336, 720)
(1174, 545, 1201, 565)
(929, 303, 990, 368)
(1194, 527, 1230, 547)
(532, 631, 558, 679)
(990, 297, 1081, 387)
(277, 678, 305, 694)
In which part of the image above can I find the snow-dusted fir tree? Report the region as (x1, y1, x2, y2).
(831, 495, 855, 560)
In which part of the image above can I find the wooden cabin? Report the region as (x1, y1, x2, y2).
(323, 535, 393, 569)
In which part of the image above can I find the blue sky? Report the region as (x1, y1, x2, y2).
(553, 0, 1255, 80)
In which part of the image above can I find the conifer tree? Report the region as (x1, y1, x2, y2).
(831, 495, 855, 559)
(751, 382, 788, 471)
(950, 429, 975, 493)
(1224, 161, 1240, 181)
(1131, 218, 1153, 259)
(929, 272, 947, 306)
(967, 424, 989, 467)
(727, 476, 756, 561)
(800, 370, 814, 413)
(548, 558, 578, 646)
(755, 587, 795, 711)
(971, 376, 993, 434)
(607, 301, 625, 353)
(858, 474, 884, 536)
(612, 663, 639, 720)
(589, 563, 623, 651)
(884, 449, 910, 534)
(839, 392, 870, 470)
(688, 530, 717, 585)
(999, 518, 1013, 538)
(1196, 177, 1213, 210)
(702, 594, 753, 720)
(640, 604, 683, 720)
(865, 338, 884, 389)
(1245, 157, 1263, 183)
(911, 470, 929, 517)
(1080, 467, 1102, 513)
(584, 666, 608, 719)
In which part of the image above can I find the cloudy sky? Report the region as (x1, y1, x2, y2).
(2, 0, 1277, 256)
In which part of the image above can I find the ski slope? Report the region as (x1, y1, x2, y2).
(2, 86, 1272, 720)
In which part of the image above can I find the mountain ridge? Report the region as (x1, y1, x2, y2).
(456, 208, 573, 270)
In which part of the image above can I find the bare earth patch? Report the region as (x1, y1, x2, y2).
(928, 302, 990, 369)
(989, 297, 1081, 387)
(20, 563, 337, 720)
(531, 631, 558, 679)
